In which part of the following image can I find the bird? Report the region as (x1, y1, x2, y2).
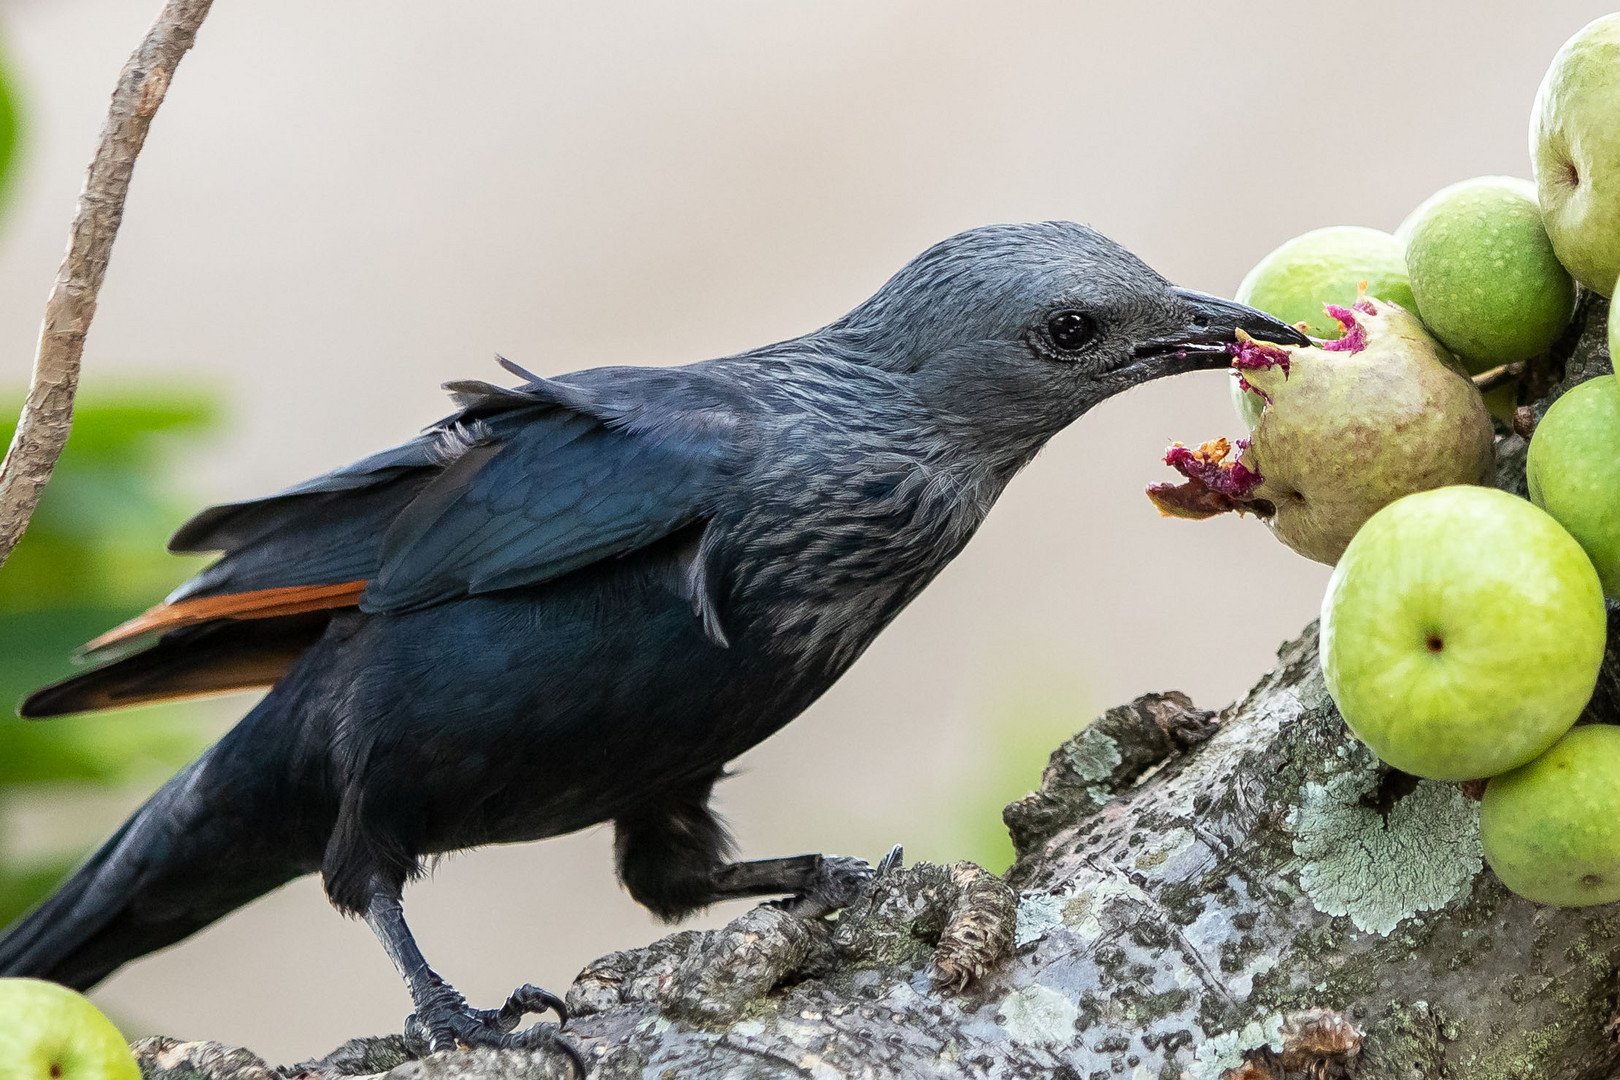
(0, 221, 1305, 1054)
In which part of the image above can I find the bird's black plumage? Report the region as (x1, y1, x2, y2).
(0, 222, 1304, 1049)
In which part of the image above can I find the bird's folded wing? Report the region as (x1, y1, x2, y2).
(167, 432, 449, 555)
(362, 401, 727, 613)
(85, 368, 734, 653)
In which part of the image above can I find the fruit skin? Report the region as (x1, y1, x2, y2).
(1402, 176, 1575, 370)
(1528, 374, 1620, 597)
(1532, 14, 1620, 297)
(1320, 485, 1607, 781)
(1235, 226, 1415, 339)
(1229, 371, 1266, 430)
(1239, 299, 1495, 564)
(1228, 227, 1414, 430)
(1611, 288, 1620, 356)
(0, 978, 140, 1080)
(1482, 725, 1620, 906)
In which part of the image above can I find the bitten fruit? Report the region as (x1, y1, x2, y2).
(1229, 226, 1414, 428)
(1151, 297, 1495, 565)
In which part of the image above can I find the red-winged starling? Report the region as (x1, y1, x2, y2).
(0, 221, 1305, 1055)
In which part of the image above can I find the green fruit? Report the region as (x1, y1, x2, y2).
(1532, 14, 1620, 296)
(1229, 226, 1415, 429)
(1402, 176, 1575, 371)
(1611, 291, 1620, 356)
(0, 979, 139, 1080)
(1482, 725, 1620, 906)
(1320, 485, 1607, 781)
(1235, 226, 1415, 339)
(1238, 300, 1495, 564)
(1528, 374, 1620, 597)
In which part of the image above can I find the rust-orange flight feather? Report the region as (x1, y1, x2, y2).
(84, 580, 368, 653)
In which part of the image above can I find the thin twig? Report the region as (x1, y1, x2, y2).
(0, 0, 215, 568)
(1471, 360, 1525, 393)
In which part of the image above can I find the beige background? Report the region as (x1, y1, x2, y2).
(0, 0, 1604, 1060)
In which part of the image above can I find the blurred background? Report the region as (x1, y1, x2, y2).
(0, 0, 1605, 1060)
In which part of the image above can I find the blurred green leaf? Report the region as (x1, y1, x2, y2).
(0, 606, 211, 783)
(0, 390, 216, 612)
(0, 857, 76, 929)
(0, 383, 221, 915)
(0, 38, 21, 217)
(0, 392, 216, 463)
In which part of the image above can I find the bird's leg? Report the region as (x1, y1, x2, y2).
(708, 851, 885, 917)
(362, 881, 582, 1073)
(614, 782, 897, 921)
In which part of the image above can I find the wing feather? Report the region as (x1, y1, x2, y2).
(363, 401, 728, 613)
(45, 363, 740, 713)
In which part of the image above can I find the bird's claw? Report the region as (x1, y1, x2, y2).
(875, 843, 904, 879)
(404, 984, 584, 1076)
(773, 852, 884, 918)
(474, 983, 569, 1033)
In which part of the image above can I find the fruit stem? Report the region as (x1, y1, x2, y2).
(1472, 361, 1526, 393)
(1511, 405, 1538, 440)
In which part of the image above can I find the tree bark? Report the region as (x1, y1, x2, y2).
(133, 298, 1619, 1080)
(0, 0, 213, 568)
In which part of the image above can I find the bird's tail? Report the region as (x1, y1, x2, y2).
(0, 700, 312, 990)
(0, 803, 162, 990)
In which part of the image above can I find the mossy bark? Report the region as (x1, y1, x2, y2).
(134, 298, 1620, 1080)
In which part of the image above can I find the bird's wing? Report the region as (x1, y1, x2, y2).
(84, 363, 738, 655)
(166, 432, 449, 556)
(361, 389, 729, 613)
(159, 366, 564, 578)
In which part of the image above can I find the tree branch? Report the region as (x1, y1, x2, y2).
(0, 0, 214, 568)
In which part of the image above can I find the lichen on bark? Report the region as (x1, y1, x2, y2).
(1288, 744, 1483, 935)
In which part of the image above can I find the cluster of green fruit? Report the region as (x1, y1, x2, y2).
(1157, 15, 1620, 910)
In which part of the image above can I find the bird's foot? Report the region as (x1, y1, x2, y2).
(404, 983, 583, 1075)
(772, 844, 902, 918)
(826, 855, 1016, 994)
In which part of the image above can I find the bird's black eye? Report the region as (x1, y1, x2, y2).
(1046, 310, 1097, 353)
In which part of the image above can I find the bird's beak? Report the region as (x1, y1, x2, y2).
(1126, 288, 1310, 380)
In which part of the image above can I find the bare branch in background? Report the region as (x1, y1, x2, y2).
(0, 0, 215, 568)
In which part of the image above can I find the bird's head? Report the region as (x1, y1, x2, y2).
(828, 221, 1307, 460)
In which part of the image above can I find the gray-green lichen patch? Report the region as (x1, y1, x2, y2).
(1015, 893, 1065, 946)
(1132, 826, 1197, 874)
(998, 983, 1082, 1045)
(1059, 875, 1150, 942)
(1062, 725, 1123, 783)
(1014, 873, 1155, 948)
(1287, 745, 1481, 935)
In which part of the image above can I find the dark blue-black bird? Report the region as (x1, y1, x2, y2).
(0, 222, 1303, 1051)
